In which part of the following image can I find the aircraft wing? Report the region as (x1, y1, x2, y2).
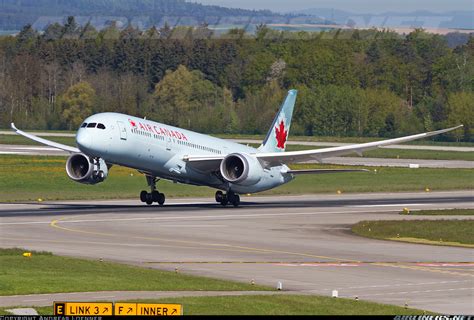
(11, 123, 80, 153)
(255, 125, 463, 166)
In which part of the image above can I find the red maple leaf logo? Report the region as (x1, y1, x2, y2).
(129, 119, 136, 127)
(275, 119, 287, 149)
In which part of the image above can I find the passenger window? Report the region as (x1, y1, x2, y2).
(97, 123, 106, 129)
(81, 123, 87, 128)
(87, 123, 97, 128)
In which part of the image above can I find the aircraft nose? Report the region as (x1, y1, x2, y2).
(76, 129, 92, 153)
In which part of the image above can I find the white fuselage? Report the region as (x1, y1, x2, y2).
(76, 112, 293, 193)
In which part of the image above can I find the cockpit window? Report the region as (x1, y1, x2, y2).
(87, 123, 96, 128)
(97, 123, 106, 129)
(81, 123, 87, 128)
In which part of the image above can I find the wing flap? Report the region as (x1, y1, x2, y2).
(183, 155, 224, 173)
(11, 123, 80, 153)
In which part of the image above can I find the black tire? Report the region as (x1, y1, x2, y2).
(227, 192, 235, 203)
(145, 193, 153, 205)
(158, 193, 165, 206)
(221, 195, 228, 206)
(140, 190, 148, 203)
(232, 194, 240, 207)
(151, 190, 160, 202)
(215, 191, 223, 203)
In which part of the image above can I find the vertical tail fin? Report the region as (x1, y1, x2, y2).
(258, 89, 297, 153)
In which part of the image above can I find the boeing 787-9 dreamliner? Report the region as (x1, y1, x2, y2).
(11, 90, 462, 207)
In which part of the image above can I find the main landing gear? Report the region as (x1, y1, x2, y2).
(140, 176, 165, 206)
(215, 190, 240, 207)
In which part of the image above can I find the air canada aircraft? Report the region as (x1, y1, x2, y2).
(12, 89, 462, 207)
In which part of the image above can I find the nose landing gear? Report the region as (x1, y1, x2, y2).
(140, 176, 165, 206)
(215, 190, 240, 207)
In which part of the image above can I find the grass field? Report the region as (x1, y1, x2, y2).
(402, 209, 474, 215)
(0, 155, 472, 202)
(8, 295, 430, 316)
(352, 220, 474, 248)
(0, 248, 269, 296)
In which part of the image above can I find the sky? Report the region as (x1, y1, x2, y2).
(195, 0, 474, 13)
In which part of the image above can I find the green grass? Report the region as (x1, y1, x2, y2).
(0, 134, 76, 146)
(0, 155, 472, 202)
(0, 248, 269, 296)
(1, 295, 430, 315)
(352, 220, 474, 247)
(401, 209, 474, 215)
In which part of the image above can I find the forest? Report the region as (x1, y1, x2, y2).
(0, 19, 472, 141)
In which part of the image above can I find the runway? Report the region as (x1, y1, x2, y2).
(1, 144, 472, 168)
(0, 191, 473, 314)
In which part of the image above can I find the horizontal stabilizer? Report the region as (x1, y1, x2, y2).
(286, 169, 370, 175)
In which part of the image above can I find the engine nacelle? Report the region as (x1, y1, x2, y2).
(220, 153, 263, 186)
(66, 153, 108, 185)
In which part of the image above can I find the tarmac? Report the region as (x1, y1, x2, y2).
(0, 191, 473, 314)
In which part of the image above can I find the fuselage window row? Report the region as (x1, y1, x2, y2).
(130, 128, 221, 154)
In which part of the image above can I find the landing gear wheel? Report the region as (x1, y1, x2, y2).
(157, 193, 165, 206)
(215, 191, 223, 203)
(151, 190, 160, 202)
(145, 193, 153, 205)
(221, 195, 228, 206)
(140, 190, 148, 203)
(232, 194, 240, 207)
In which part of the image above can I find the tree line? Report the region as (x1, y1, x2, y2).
(0, 20, 472, 141)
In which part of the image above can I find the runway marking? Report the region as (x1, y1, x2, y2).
(277, 263, 360, 267)
(43, 208, 408, 225)
(310, 279, 474, 291)
(373, 262, 474, 278)
(0, 208, 399, 226)
(0, 236, 280, 255)
(350, 203, 428, 208)
(416, 263, 474, 267)
(50, 216, 362, 263)
(344, 287, 474, 298)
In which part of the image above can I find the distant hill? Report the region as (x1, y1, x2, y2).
(0, 0, 284, 31)
(290, 8, 474, 30)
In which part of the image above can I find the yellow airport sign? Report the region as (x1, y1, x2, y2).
(54, 302, 113, 316)
(137, 303, 182, 316)
(115, 303, 138, 316)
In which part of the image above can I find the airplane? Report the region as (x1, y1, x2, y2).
(11, 89, 462, 207)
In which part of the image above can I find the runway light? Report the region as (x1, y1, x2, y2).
(336, 190, 342, 194)
(22, 252, 32, 258)
(251, 279, 255, 285)
(402, 208, 410, 214)
(405, 302, 408, 309)
(425, 187, 430, 192)
(332, 290, 338, 298)
(175, 267, 179, 273)
(37, 198, 43, 202)
(277, 281, 282, 290)
(99, 258, 103, 262)
(355, 296, 358, 301)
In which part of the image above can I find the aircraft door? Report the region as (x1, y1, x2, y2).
(117, 121, 127, 140)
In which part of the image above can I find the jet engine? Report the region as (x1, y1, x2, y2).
(66, 153, 108, 184)
(219, 153, 263, 186)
